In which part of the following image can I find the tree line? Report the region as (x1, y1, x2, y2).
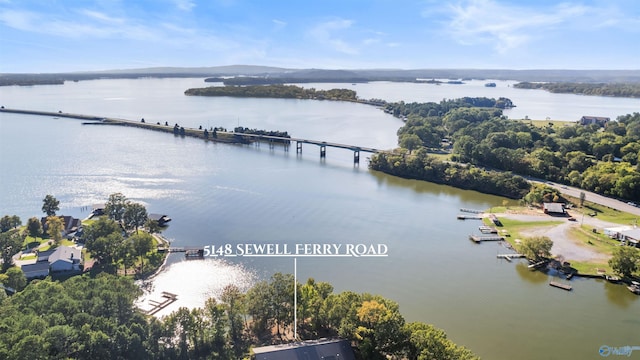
(184, 84, 358, 101)
(514, 82, 640, 98)
(0, 272, 479, 360)
(373, 97, 640, 202)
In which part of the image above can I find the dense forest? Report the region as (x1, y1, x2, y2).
(371, 98, 640, 202)
(185, 84, 358, 101)
(0, 273, 479, 360)
(514, 82, 640, 98)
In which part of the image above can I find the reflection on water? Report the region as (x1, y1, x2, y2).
(136, 257, 256, 318)
(515, 262, 548, 284)
(604, 281, 639, 309)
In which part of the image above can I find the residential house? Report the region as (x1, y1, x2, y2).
(252, 338, 355, 360)
(579, 116, 610, 127)
(21, 262, 50, 279)
(21, 245, 83, 279)
(40, 215, 82, 238)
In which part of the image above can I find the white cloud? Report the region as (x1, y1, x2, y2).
(174, 0, 195, 11)
(79, 9, 124, 24)
(309, 19, 358, 55)
(437, 0, 592, 53)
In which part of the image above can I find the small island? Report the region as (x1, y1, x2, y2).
(185, 84, 359, 102)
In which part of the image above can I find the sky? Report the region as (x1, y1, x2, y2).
(0, 0, 638, 73)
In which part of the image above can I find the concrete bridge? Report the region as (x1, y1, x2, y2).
(231, 132, 386, 163)
(1, 107, 389, 164)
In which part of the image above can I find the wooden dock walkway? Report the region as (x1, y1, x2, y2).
(469, 234, 504, 243)
(460, 208, 484, 214)
(549, 281, 572, 291)
(145, 291, 178, 315)
(496, 253, 525, 262)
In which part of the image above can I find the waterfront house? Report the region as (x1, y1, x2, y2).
(252, 338, 355, 360)
(21, 245, 83, 279)
(20, 262, 50, 279)
(579, 116, 610, 127)
(40, 215, 82, 238)
(49, 246, 82, 272)
(543, 202, 565, 215)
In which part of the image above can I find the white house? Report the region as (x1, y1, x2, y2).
(21, 245, 83, 279)
(49, 246, 82, 272)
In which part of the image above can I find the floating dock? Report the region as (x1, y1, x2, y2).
(549, 281, 572, 291)
(458, 214, 482, 220)
(460, 208, 484, 214)
(479, 225, 498, 234)
(145, 291, 178, 315)
(469, 235, 504, 243)
(496, 253, 525, 262)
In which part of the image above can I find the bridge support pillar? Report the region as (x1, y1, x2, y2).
(296, 141, 302, 153)
(354, 150, 360, 164)
(320, 145, 326, 158)
(269, 139, 274, 149)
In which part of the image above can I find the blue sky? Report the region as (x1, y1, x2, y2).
(0, 0, 638, 73)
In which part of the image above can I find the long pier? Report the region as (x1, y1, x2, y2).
(1, 107, 388, 164)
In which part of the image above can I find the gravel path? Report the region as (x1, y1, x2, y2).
(499, 210, 618, 263)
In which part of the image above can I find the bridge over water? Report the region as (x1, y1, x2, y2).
(1, 107, 390, 163)
(231, 132, 387, 163)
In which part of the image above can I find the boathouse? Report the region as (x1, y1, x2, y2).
(543, 203, 565, 215)
(252, 338, 355, 360)
(149, 213, 172, 226)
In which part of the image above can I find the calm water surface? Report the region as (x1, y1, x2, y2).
(1, 79, 639, 360)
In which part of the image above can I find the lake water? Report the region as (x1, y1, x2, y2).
(1, 78, 639, 360)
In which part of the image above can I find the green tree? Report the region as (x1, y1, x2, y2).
(0, 230, 23, 271)
(0, 216, 11, 233)
(105, 193, 128, 223)
(220, 284, 248, 357)
(144, 218, 161, 234)
(123, 202, 148, 234)
(86, 232, 124, 267)
(131, 232, 153, 272)
(26, 217, 42, 239)
(406, 322, 479, 360)
(4, 267, 26, 292)
(608, 246, 640, 278)
(518, 236, 553, 261)
(45, 216, 64, 244)
(42, 194, 60, 216)
(399, 133, 422, 153)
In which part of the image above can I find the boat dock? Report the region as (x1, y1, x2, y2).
(549, 281, 572, 291)
(145, 291, 178, 315)
(496, 253, 525, 262)
(469, 235, 504, 243)
(458, 214, 482, 220)
(479, 225, 498, 234)
(168, 247, 205, 259)
(460, 208, 484, 214)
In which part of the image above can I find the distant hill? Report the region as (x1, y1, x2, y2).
(2, 66, 640, 86)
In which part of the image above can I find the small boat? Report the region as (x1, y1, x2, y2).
(484, 82, 496, 87)
(605, 275, 620, 283)
(627, 284, 640, 295)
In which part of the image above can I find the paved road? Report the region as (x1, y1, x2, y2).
(530, 180, 640, 217)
